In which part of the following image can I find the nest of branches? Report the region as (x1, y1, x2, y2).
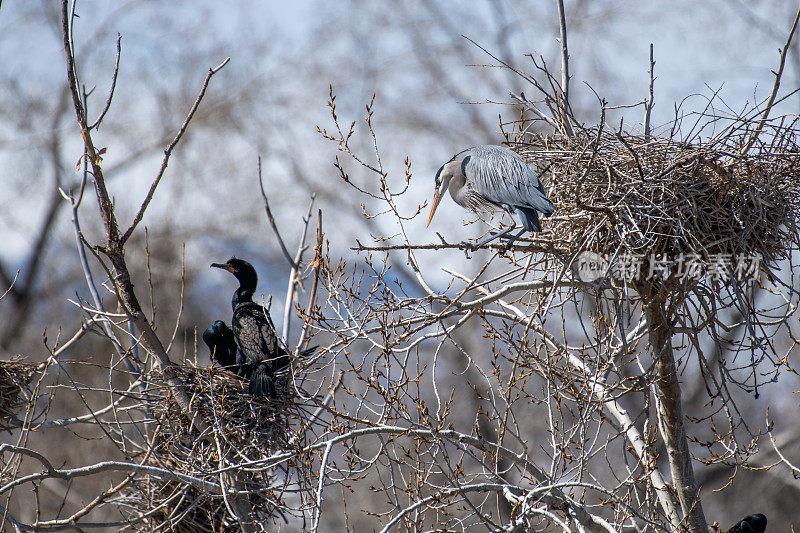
(516, 124, 800, 287)
(120, 365, 305, 531)
(153, 365, 297, 452)
(122, 480, 251, 533)
(0, 360, 40, 430)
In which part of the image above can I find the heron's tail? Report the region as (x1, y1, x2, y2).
(517, 207, 543, 232)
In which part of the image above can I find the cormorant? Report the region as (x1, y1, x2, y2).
(202, 320, 239, 372)
(211, 257, 315, 398)
(728, 514, 767, 533)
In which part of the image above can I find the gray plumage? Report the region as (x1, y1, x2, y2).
(428, 145, 554, 248)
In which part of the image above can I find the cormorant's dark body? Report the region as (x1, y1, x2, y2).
(231, 300, 282, 398)
(728, 514, 767, 533)
(212, 257, 316, 398)
(202, 320, 238, 372)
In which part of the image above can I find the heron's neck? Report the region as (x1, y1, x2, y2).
(449, 172, 470, 207)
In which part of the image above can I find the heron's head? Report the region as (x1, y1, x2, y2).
(426, 160, 460, 227)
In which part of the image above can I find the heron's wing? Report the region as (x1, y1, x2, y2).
(463, 145, 554, 215)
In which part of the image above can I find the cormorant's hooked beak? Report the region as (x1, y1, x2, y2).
(211, 262, 234, 273)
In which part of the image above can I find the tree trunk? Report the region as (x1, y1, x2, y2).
(645, 294, 707, 532)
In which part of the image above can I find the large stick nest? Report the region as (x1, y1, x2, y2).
(120, 365, 310, 531)
(516, 127, 800, 284)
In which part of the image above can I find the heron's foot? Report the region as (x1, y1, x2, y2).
(460, 240, 478, 251)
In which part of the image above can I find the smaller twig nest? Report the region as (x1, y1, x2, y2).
(155, 364, 296, 454)
(121, 365, 305, 531)
(0, 359, 41, 431)
(516, 129, 800, 284)
(121, 478, 281, 533)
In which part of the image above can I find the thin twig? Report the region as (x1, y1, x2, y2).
(88, 34, 121, 130)
(258, 155, 297, 269)
(352, 240, 556, 254)
(510, 92, 561, 130)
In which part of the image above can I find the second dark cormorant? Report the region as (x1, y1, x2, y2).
(211, 257, 315, 398)
(728, 514, 767, 533)
(202, 320, 239, 372)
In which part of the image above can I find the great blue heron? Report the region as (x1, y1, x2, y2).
(426, 145, 554, 249)
(211, 258, 316, 398)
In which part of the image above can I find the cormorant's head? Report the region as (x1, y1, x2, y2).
(202, 320, 237, 367)
(202, 320, 231, 348)
(211, 257, 258, 288)
(730, 514, 767, 533)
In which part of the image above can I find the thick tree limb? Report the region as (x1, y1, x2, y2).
(60, 3, 254, 529)
(555, 0, 574, 137)
(645, 294, 707, 532)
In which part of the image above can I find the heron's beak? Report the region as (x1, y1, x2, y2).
(211, 262, 234, 273)
(426, 188, 444, 228)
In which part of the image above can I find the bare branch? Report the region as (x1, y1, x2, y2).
(281, 194, 315, 344)
(87, 33, 121, 130)
(296, 209, 324, 353)
(119, 56, 230, 246)
(555, 0, 574, 136)
(644, 43, 655, 140)
(0, 444, 221, 495)
(741, 3, 800, 154)
(645, 293, 707, 532)
(258, 155, 297, 269)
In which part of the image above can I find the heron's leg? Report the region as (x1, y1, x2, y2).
(463, 223, 517, 249)
(501, 228, 527, 252)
